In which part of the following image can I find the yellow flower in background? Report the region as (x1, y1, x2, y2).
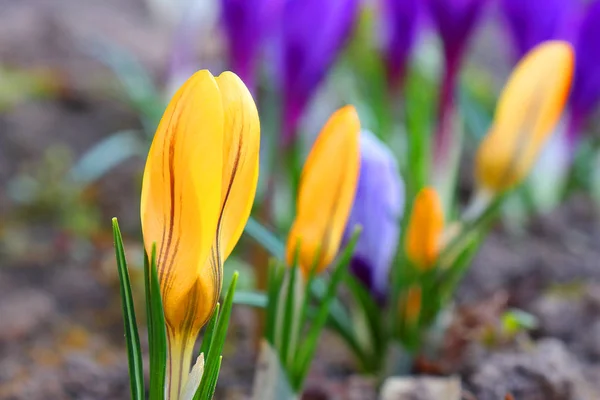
(405, 187, 444, 270)
(140, 70, 259, 399)
(286, 105, 361, 276)
(475, 41, 574, 193)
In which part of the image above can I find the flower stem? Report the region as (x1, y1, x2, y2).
(433, 56, 459, 171)
(166, 331, 194, 400)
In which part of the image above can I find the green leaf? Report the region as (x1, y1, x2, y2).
(501, 309, 538, 336)
(234, 291, 268, 308)
(279, 263, 299, 365)
(403, 67, 435, 200)
(69, 130, 146, 185)
(437, 236, 481, 307)
(203, 356, 223, 400)
(458, 85, 492, 143)
(144, 243, 167, 400)
(344, 273, 382, 345)
(196, 272, 239, 400)
(199, 303, 220, 359)
(82, 38, 163, 133)
(293, 228, 361, 389)
(265, 261, 286, 344)
(112, 218, 144, 400)
(324, 295, 372, 373)
(244, 217, 285, 260)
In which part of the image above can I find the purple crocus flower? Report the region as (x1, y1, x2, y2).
(221, 0, 281, 91)
(345, 130, 404, 300)
(426, 0, 488, 71)
(499, 0, 577, 61)
(281, 0, 359, 145)
(568, 0, 600, 145)
(426, 0, 489, 171)
(380, 0, 420, 88)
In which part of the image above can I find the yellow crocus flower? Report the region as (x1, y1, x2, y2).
(286, 105, 361, 276)
(140, 70, 259, 399)
(405, 187, 444, 270)
(475, 41, 574, 193)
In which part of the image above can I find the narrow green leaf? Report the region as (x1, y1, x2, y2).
(438, 237, 481, 305)
(325, 302, 372, 372)
(145, 243, 167, 400)
(198, 356, 222, 400)
(293, 228, 361, 389)
(344, 273, 382, 345)
(279, 262, 298, 365)
(82, 38, 163, 132)
(199, 303, 220, 359)
(244, 217, 285, 260)
(233, 291, 268, 308)
(69, 130, 145, 185)
(112, 218, 144, 400)
(196, 272, 239, 399)
(265, 260, 285, 344)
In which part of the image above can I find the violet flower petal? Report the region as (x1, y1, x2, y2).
(281, 0, 359, 143)
(345, 130, 404, 300)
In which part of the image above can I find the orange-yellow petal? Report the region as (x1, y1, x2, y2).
(140, 70, 224, 333)
(405, 187, 444, 270)
(213, 71, 261, 262)
(286, 105, 361, 275)
(475, 41, 574, 192)
(196, 71, 261, 310)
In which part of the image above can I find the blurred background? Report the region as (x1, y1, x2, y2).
(2, 0, 600, 399)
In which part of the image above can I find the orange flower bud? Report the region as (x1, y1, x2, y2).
(286, 105, 361, 276)
(475, 41, 574, 192)
(405, 187, 444, 270)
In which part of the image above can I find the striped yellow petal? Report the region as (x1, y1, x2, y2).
(140, 70, 260, 399)
(286, 105, 361, 276)
(475, 41, 574, 193)
(140, 70, 224, 332)
(405, 187, 444, 270)
(213, 71, 261, 262)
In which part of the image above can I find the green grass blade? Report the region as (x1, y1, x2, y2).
(145, 243, 167, 400)
(199, 303, 220, 358)
(279, 262, 298, 366)
(244, 217, 285, 259)
(200, 356, 222, 400)
(265, 260, 285, 344)
(196, 272, 239, 399)
(112, 218, 144, 400)
(233, 291, 268, 308)
(344, 274, 383, 348)
(293, 228, 361, 389)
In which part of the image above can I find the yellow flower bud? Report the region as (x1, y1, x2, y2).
(405, 187, 444, 270)
(475, 41, 574, 193)
(286, 105, 361, 276)
(140, 70, 259, 398)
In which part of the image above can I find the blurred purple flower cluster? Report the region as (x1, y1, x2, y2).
(216, 0, 600, 299)
(379, 0, 420, 88)
(220, 0, 359, 144)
